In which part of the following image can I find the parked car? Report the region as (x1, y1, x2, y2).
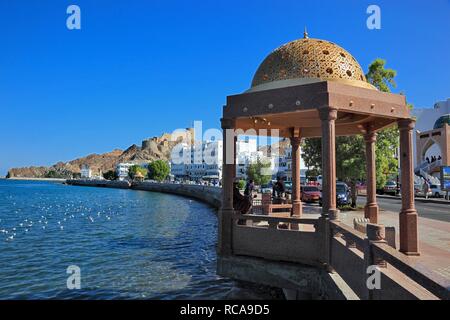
(383, 181, 397, 196)
(301, 186, 321, 203)
(336, 182, 351, 206)
(430, 184, 445, 198)
(319, 182, 350, 207)
(284, 181, 292, 194)
(414, 184, 432, 198)
(260, 183, 273, 194)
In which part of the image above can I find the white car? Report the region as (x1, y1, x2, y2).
(430, 184, 446, 198)
(260, 183, 273, 194)
(414, 184, 432, 198)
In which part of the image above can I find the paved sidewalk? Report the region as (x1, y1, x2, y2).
(374, 194, 450, 205)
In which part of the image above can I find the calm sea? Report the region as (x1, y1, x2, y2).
(0, 180, 232, 299)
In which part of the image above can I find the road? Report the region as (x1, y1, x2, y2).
(356, 196, 450, 223)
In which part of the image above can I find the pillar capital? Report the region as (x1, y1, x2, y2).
(364, 131, 378, 143)
(221, 118, 236, 129)
(318, 107, 338, 121)
(397, 118, 415, 131)
(290, 136, 301, 147)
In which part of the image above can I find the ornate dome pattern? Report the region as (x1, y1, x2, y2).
(251, 35, 376, 91)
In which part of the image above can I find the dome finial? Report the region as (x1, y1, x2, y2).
(303, 26, 309, 39)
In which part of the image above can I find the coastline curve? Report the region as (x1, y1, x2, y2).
(66, 179, 222, 209)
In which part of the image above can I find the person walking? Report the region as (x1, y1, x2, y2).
(423, 180, 430, 199)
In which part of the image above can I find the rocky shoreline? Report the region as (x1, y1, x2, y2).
(2, 177, 67, 182)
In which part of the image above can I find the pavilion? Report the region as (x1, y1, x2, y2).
(218, 31, 420, 261)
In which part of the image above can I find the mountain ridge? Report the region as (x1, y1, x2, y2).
(6, 130, 194, 179)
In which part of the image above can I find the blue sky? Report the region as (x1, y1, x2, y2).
(0, 0, 449, 176)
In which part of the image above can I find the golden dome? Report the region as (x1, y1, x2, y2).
(250, 35, 376, 91)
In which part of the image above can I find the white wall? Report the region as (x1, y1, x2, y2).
(411, 98, 450, 167)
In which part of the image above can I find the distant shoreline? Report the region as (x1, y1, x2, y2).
(1, 177, 67, 182)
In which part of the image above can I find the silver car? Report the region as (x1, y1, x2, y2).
(430, 184, 445, 198)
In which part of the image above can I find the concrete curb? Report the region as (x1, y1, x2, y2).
(365, 194, 450, 205)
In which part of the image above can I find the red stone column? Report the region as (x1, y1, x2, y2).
(218, 118, 236, 255)
(398, 119, 420, 256)
(319, 107, 339, 220)
(291, 135, 303, 217)
(364, 131, 379, 223)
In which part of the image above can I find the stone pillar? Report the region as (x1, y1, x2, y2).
(364, 131, 379, 224)
(291, 134, 303, 217)
(319, 107, 339, 220)
(218, 118, 236, 256)
(398, 119, 420, 256)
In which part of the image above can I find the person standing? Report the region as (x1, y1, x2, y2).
(349, 179, 357, 208)
(233, 182, 252, 215)
(244, 179, 254, 197)
(274, 177, 286, 198)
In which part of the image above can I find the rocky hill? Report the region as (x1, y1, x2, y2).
(258, 138, 291, 156)
(6, 129, 194, 179)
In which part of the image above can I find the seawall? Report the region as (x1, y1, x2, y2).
(132, 182, 222, 208)
(66, 179, 133, 189)
(66, 179, 222, 208)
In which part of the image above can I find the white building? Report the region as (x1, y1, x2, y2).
(274, 143, 307, 182)
(411, 98, 450, 168)
(116, 163, 134, 181)
(235, 138, 259, 179)
(170, 140, 223, 181)
(116, 162, 148, 181)
(171, 138, 264, 182)
(80, 165, 92, 179)
(170, 142, 190, 178)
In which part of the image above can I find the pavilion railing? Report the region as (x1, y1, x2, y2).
(329, 220, 448, 300)
(226, 204, 448, 300)
(371, 242, 449, 299)
(232, 213, 320, 266)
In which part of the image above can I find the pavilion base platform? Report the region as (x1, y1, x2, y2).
(218, 255, 358, 300)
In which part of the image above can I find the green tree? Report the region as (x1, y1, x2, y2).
(302, 136, 366, 182)
(302, 138, 322, 175)
(103, 170, 117, 180)
(366, 58, 400, 189)
(246, 159, 272, 186)
(336, 136, 366, 183)
(365, 58, 397, 93)
(45, 170, 59, 178)
(148, 160, 170, 182)
(128, 165, 148, 180)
